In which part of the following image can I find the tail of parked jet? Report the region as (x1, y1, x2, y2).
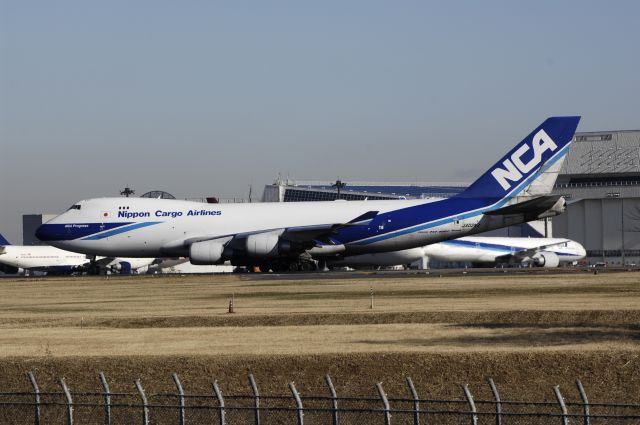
(0, 234, 10, 246)
(457, 116, 580, 203)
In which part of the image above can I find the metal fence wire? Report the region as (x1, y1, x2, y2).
(0, 373, 638, 424)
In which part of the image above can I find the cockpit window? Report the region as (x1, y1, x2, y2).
(67, 204, 81, 211)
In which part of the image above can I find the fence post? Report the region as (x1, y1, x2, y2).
(576, 379, 590, 425)
(99, 372, 111, 425)
(213, 380, 226, 425)
(406, 377, 420, 425)
(325, 374, 339, 425)
(248, 374, 260, 425)
(289, 382, 304, 425)
(553, 386, 569, 425)
(487, 378, 502, 425)
(27, 372, 41, 425)
(135, 379, 149, 425)
(462, 384, 478, 425)
(173, 373, 186, 425)
(376, 382, 392, 425)
(60, 378, 74, 425)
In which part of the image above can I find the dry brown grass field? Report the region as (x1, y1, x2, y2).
(0, 270, 638, 403)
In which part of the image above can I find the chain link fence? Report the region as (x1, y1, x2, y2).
(0, 372, 638, 424)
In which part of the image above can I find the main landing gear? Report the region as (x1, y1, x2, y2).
(238, 258, 319, 273)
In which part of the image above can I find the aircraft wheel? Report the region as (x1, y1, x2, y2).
(288, 262, 299, 272)
(300, 261, 313, 272)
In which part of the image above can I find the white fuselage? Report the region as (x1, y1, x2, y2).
(36, 197, 500, 258)
(0, 245, 89, 271)
(329, 237, 586, 267)
(0, 244, 155, 273)
(423, 236, 586, 264)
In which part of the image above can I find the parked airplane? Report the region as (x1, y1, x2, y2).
(327, 236, 586, 268)
(36, 116, 581, 271)
(424, 236, 586, 267)
(0, 233, 87, 274)
(0, 233, 155, 275)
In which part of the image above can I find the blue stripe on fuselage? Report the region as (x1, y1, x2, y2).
(339, 143, 570, 246)
(80, 221, 163, 240)
(35, 222, 133, 241)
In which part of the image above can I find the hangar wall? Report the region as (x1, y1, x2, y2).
(553, 198, 640, 265)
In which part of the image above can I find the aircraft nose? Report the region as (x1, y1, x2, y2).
(577, 243, 587, 259)
(36, 223, 62, 242)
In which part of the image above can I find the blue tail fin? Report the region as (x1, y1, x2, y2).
(0, 233, 11, 245)
(457, 116, 580, 200)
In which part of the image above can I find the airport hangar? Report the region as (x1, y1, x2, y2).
(262, 130, 640, 266)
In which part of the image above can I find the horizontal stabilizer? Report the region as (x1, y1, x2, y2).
(485, 195, 563, 216)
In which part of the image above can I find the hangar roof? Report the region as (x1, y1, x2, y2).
(561, 130, 640, 175)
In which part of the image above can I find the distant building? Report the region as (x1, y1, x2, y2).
(140, 190, 176, 199)
(262, 179, 466, 202)
(553, 130, 640, 266)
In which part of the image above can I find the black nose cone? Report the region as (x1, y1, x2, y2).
(36, 224, 58, 241)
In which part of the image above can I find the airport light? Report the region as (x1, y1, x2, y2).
(332, 180, 347, 200)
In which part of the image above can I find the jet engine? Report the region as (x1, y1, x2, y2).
(190, 241, 226, 265)
(531, 251, 560, 268)
(246, 233, 292, 257)
(0, 264, 19, 274)
(110, 261, 132, 275)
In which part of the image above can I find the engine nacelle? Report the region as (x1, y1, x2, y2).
(190, 241, 225, 265)
(246, 233, 291, 257)
(531, 251, 560, 268)
(111, 261, 132, 274)
(0, 263, 19, 274)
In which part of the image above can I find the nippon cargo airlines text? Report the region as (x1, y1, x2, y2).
(118, 210, 222, 219)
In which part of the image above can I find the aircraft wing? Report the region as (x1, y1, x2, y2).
(281, 210, 379, 243)
(166, 210, 379, 253)
(495, 239, 571, 262)
(155, 258, 190, 269)
(92, 257, 118, 267)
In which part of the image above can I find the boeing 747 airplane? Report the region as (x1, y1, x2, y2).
(327, 236, 587, 269)
(36, 116, 581, 271)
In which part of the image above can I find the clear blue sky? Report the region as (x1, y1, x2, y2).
(1, 1, 639, 242)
